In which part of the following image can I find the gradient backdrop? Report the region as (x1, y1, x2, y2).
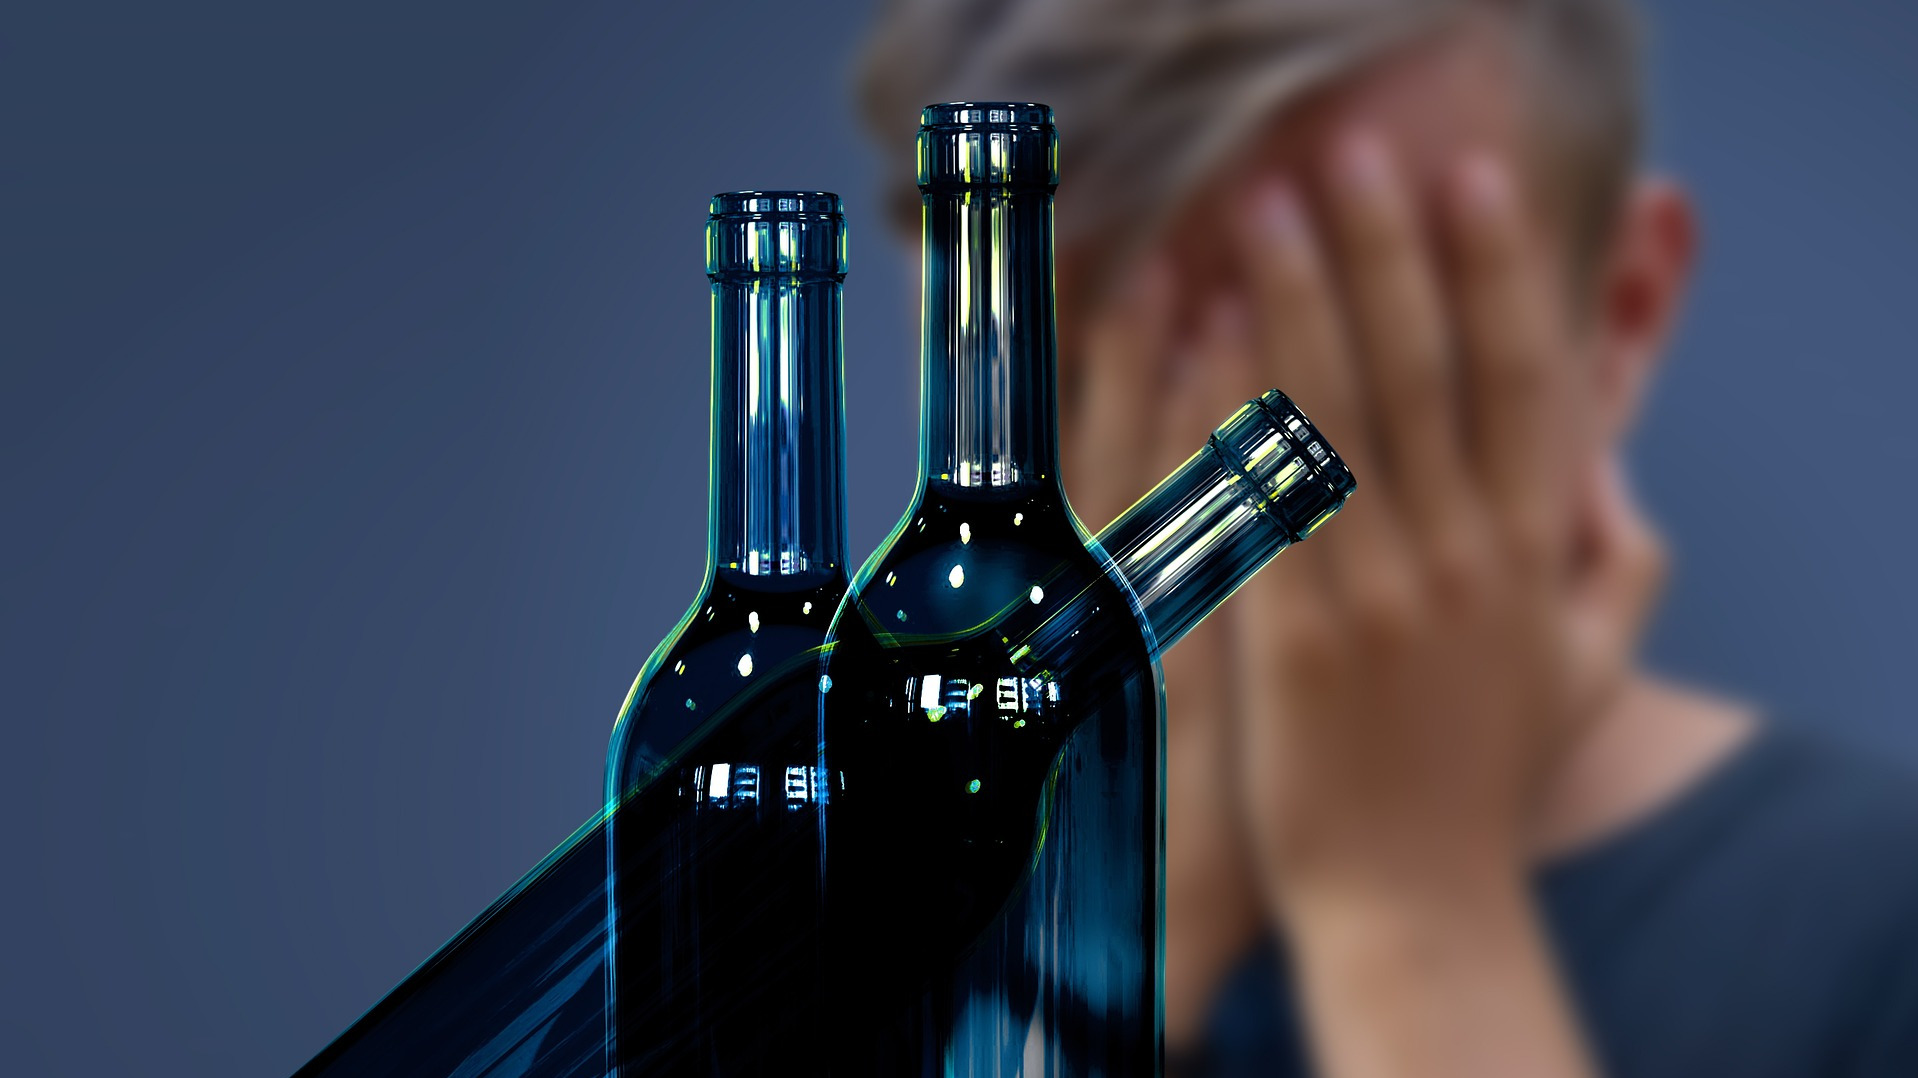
(5, 2, 1915, 1075)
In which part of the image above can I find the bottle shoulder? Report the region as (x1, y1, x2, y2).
(608, 576, 842, 791)
(828, 485, 1145, 660)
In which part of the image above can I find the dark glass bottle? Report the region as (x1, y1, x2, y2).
(291, 191, 852, 1078)
(811, 106, 1352, 1074)
(603, 193, 851, 1073)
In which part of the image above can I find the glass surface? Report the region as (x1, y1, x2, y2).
(815, 482, 1158, 1073)
(1105, 391, 1355, 654)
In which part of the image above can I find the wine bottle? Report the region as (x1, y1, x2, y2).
(603, 192, 851, 1073)
(809, 103, 1354, 1074)
(294, 192, 851, 1078)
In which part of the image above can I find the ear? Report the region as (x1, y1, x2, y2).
(1588, 177, 1699, 440)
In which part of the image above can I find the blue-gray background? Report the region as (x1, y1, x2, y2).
(4, 2, 1913, 1075)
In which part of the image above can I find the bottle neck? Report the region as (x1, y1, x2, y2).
(1095, 392, 1355, 656)
(707, 273, 848, 591)
(918, 185, 1061, 494)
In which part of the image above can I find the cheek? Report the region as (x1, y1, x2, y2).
(1566, 337, 1624, 447)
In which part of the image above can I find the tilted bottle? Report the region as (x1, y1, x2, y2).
(292, 383, 1349, 1078)
(809, 104, 1356, 1073)
(602, 192, 851, 1071)
(294, 393, 1349, 1078)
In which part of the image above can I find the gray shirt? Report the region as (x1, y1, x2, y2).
(1190, 721, 1918, 1077)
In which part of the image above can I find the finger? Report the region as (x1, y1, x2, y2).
(1445, 154, 1575, 562)
(1067, 255, 1176, 531)
(1159, 310, 1252, 747)
(1156, 308, 1255, 842)
(1234, 179, 1374, 481)
(1232, 532, 1340, 677)
(1163, 615, 1238, 752)
(1180, 288, 1345, 682)
(1233, 176, 1414, 609)
(1319, 130, 1477, 542)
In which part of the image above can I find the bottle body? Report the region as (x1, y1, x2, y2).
(817, 482, 1160, 1072)
(605, 570, 841, 1073)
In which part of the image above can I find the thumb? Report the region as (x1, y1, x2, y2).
(1563, 454, 1667, 716)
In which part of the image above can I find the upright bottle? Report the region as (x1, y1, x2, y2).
(812, 105, 1353, 1073)
(604, 192, 850, 1073)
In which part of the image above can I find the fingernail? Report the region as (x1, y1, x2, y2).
(1332, 130, 1391, 196)
(1456, 154, 1513, 220)
(1252, 182, 1306, 248)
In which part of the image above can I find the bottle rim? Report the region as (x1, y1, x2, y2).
(708, 191, 843, 219)
(918, 102, 1054, 130)
(916, 103, 1059, 189)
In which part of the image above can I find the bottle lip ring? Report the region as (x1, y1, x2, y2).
(708, 191, 844, 220)
(918, 102, 1055, 131)
(1253, 392, 1355, 497)
(916, 103, 1059, 189)
(707, 190, 847, 278)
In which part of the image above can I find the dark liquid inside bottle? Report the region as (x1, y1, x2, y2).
(603, 188, 852, 1075)
(606, 575, 839, 1074)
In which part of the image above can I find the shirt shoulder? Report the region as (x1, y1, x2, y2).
(1542, 721, 1918, 1078)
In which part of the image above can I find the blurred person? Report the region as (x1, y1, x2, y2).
(857, 2, 1918, 1077)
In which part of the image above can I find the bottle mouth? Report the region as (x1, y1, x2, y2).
(709, 191, 844, 219)
(1214, 391, 1357, 541)
(706, 190, 847, 279)
(917, 101, 1059, 191)
(919, 102, 1054, 129)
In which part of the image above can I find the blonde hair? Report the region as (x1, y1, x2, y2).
(856, 0, 1643, 276)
